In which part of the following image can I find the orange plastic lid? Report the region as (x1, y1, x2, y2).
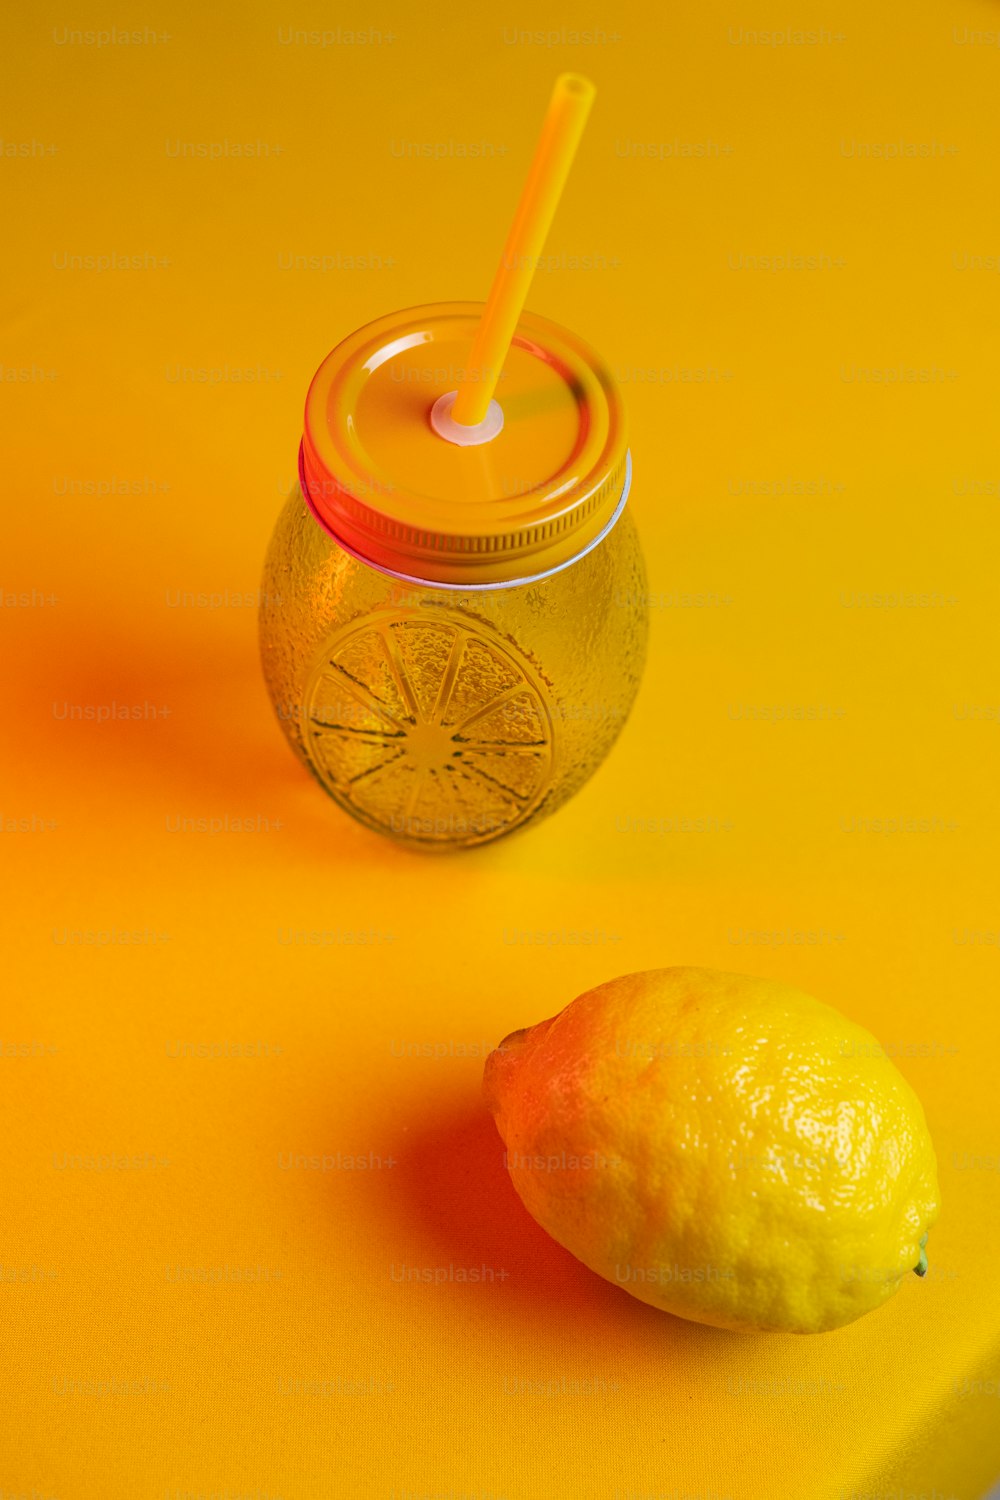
(299, 301, 629, 587)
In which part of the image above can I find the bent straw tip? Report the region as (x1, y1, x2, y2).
(555, 73, 596, 102)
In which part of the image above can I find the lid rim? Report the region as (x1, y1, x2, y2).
(299, 447, 633, 592)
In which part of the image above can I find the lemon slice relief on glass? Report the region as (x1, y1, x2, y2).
(303, 611, 555, 845)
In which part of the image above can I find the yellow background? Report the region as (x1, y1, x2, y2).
(3, 0, 1000, 1496)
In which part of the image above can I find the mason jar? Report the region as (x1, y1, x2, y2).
(259, 302, 648, 850)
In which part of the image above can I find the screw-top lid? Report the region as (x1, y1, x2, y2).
(298, 301, 628, 586)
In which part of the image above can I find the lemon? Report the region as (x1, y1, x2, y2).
(483, 967, 940, 1334)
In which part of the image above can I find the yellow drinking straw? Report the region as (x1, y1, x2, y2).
(449, 73, 596, 432)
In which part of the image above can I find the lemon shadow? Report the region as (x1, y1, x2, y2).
(387, 1095, 741, 1364)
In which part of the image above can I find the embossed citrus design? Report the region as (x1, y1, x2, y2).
(303, 611, 554, 845)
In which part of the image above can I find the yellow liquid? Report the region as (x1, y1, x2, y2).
(259, 488, 648, 849)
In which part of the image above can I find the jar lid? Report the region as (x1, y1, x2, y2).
(299, 301, 628, 586)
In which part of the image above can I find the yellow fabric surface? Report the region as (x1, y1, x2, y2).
(3, 1, 999, 1496)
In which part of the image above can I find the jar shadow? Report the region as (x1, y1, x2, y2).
(30, 618, 433, 871)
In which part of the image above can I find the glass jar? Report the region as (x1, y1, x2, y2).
(259, 302, 648, 850)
